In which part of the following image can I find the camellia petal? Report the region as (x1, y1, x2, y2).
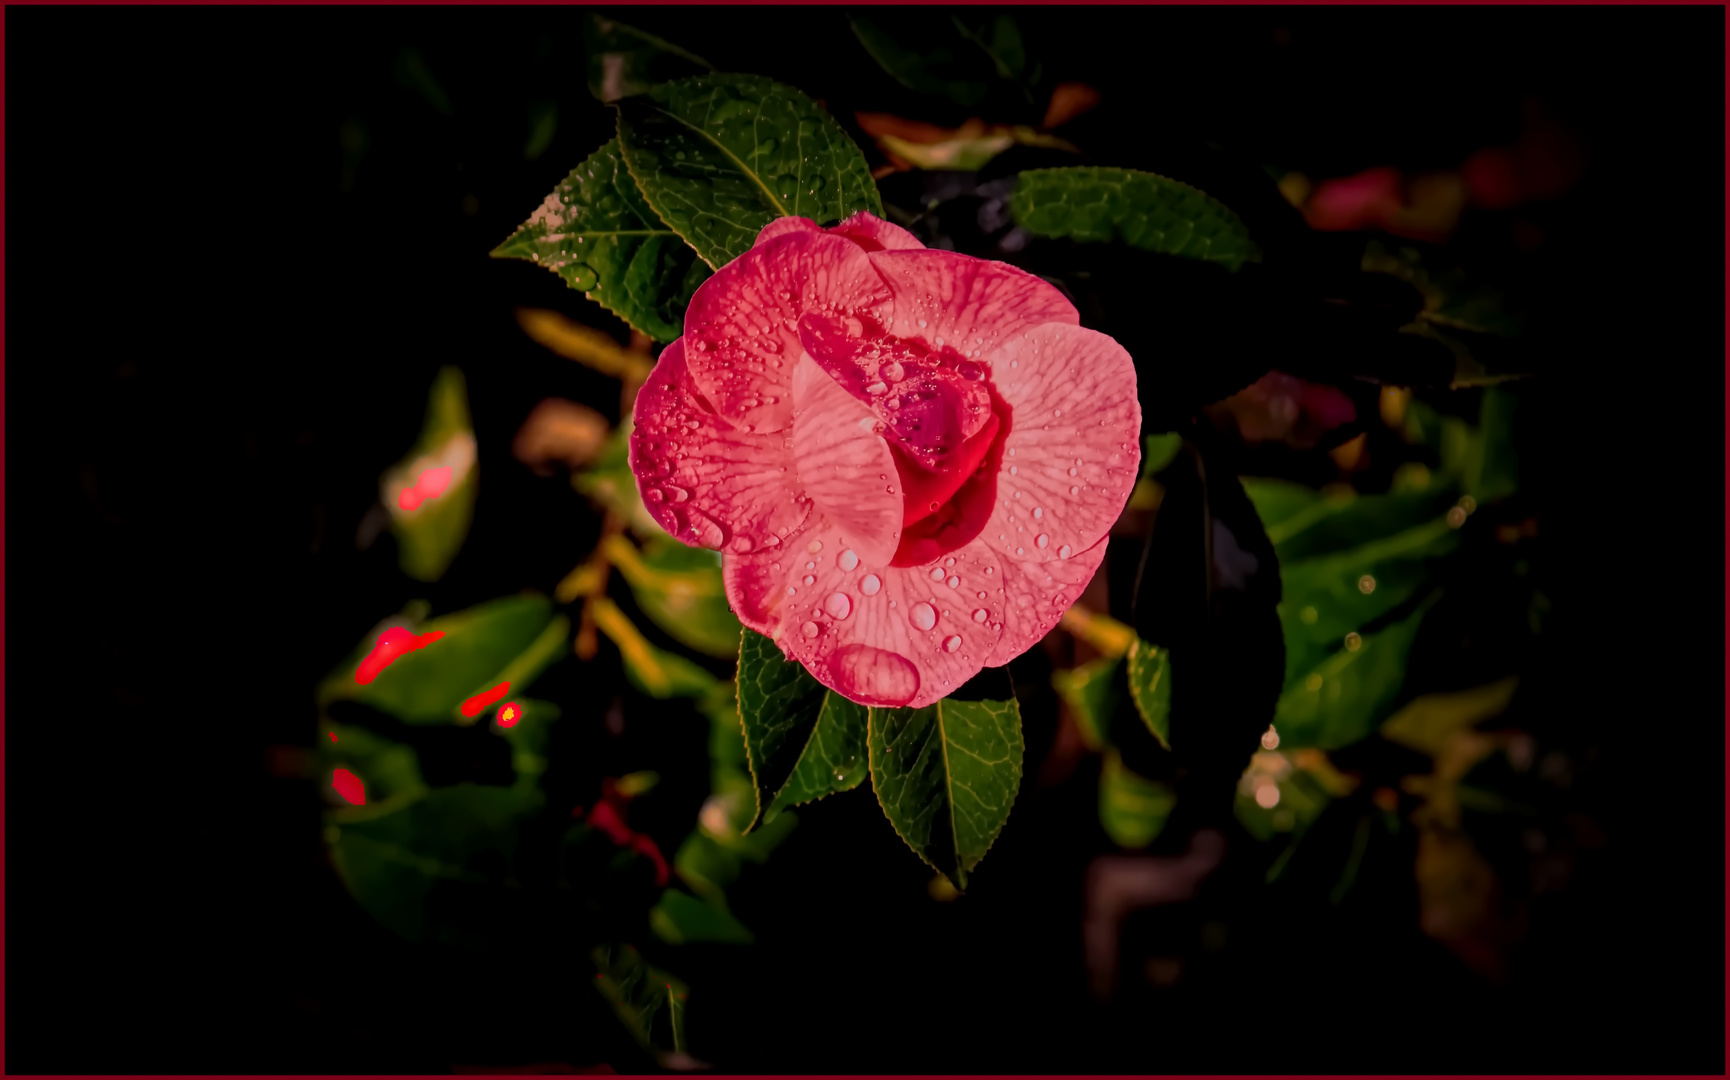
(868, 248, 1079, 359)
(981, 321, 1142, 566)
(725, 517, 1006, 709)
(983, 532, 1112, 668)
(682, 230, 892, 435)
(628, 338, 810, 551)
(826, 210, 925, 252)
(790, 355, 902, 566)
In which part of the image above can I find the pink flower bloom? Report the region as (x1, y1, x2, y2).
(630, 212, 1141, 708)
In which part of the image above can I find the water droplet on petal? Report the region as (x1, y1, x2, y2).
(972, 608, 988, 623)
(1036, 534, 1049, 549)
(861, 574, 882, 596)
(807, 540, 823, 554)
(838, 549, 859, 571)
(881, 361, 905, 382)
(1033, 507, 1044, 520)
(803, 575, 816, 586)
(910, 602, 937, 631)
(929, 568, 945, 581)
(645, 489, 665, 503)
(1059, 544, 1073, 558)
(800, 620, 820, 639)
(731, 536, 755, 553)
(942, 635, 961, 653)
(946, 575, 959, 588)
(824, 592, 852, 620)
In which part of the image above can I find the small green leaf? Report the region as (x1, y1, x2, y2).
(1011, 167, 1262, 272)
(573, 419, 666, 539)
(616, 74, 883, 270)
(1100, 749, 1175, 849)
(326, 784, 535, 944)
(384, 366, 477, 583)
(321, 724, 425, 804)
(1124, 637, 1172, 749)
(650, 888, 754, 945)
(320, 595, 561, 725)
(1052, 654, 1121, 752)
(1380, 676, 1520, 757)
(1142, 432, 1184, 478)
(592, 943, 690, 1062)
(1274, 593, 1439, 750)
(607, 534, 741, 659)
(735, 629, 869, 829)
(1277, 517, 1460, 687)
(582, 12, 713, 103)
(867, 668, 1023, 891)
(492, 139, 711, 342)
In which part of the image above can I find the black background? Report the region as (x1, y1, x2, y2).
(5, 6, 1724, 1074)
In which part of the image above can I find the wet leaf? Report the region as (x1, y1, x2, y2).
(868, 667, 1023, 891)
(1124, 637, 1172, 749)
(492, 140, 710, 342)
(735, 629, 869, 829)
(1274, 593, 1439, 750)
(616, 74, 882, 269)
(1011, 167, 1262, 272)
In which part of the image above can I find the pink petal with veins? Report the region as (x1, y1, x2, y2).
(682, 230, 892, 434)
(981, 322, 1141, 566)
(790, 355, 903, 566)
(724, 517, 1006, 709)
(628, 338, 809, 552)
(868, 249, 1079, 359)
(984, 533, 1112, 668)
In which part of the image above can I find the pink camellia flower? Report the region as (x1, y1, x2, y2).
(629, 212, 1141, 708)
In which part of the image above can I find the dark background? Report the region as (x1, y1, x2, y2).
(6, 6, 1724, 1074)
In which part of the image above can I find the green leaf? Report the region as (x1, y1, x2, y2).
(1246, 479, 1459, 566)
(735, 629, 869, 829)
(326, 783, 535, 944)
(1124, 637, 1172, 749)
(607, 533, 741, 659)
(321, 723, 425, 804)
(1052, 655, 1121, 753)
(1379, 676, 1520, 757)
(582, 12, 713, 103)
(615, 73, 883, 270)
(592, 943, 690, 1061)
(1099, 749, 1175, 849)
(1274, 593, 1439, 750)
(384, 366, 477, 582)
(1234, 754, 1336, 845)
(867, 668, 1023, 891)
(650, 888, 754, 945)
(1142, 432, 1183, 478)
(1011, 167, 1262, 272)
(1277, 517, 1460, 687)
(1466, 386, 1519, 503)
(1362, 240, 1524, 338)
(320, 595, 563, 725)
(492, 139, 711, 342)
(848, 13, 992, 106)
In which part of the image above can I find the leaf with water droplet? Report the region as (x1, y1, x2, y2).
(867, 667, 1022, 891)
(616, 73, 882, 269)
(492, 138, 709, 342)
(1011, 166, 1261, 272)
(736, 628, 869, 828)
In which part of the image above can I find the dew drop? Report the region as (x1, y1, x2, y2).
(1059, 544, 1073, 558)
(910, 602, 937, 631)
(824, 592, 853, 620)
(984, 566, 995, 575)
(800, 620, 820, 639)
(645, 488, 665, 503)
(569, 263, 598, 291)
(942, 635, 961, 653)
(803, 575, 816, 586)
(929, 568, 945, 581)
(881, 361, 905, 382)
(1016, 546, 1025, 555)
(1036, 534, 1049, 549)
(1033, 507, 1044, 520)
(972, 608, 988, 623)
(947, 575, 960, 588)
(807, 540, 823, 554)
(838, 549, 859, 571)
(861, 573, 882, 596)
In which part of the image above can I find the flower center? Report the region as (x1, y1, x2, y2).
(798, 313, 1008, 565)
